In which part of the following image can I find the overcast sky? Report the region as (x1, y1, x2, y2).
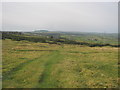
(2, 2, 118, 33)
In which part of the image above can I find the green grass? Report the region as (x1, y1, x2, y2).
(2, 39, 118, 88)
(61, 33, 118, 45)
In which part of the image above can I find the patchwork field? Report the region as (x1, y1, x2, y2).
(2, 39, 118, 88)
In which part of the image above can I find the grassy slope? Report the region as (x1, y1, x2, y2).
(61, 33, 118, 45)
(2, 39, 118, 88)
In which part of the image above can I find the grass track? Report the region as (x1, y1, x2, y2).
(37, 50, 64, 88)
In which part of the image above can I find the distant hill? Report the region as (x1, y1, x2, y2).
(34, 30, 49, 33)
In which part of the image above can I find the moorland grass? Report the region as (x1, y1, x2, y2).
(2, 39, 118, 88)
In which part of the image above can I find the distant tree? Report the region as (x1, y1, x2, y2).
(50, 36, 53, 39)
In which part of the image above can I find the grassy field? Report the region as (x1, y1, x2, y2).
(61, 33, 118, 45)
(2, 39, 118, 88)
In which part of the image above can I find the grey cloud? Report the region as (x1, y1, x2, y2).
(2, 2, 118, 33)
